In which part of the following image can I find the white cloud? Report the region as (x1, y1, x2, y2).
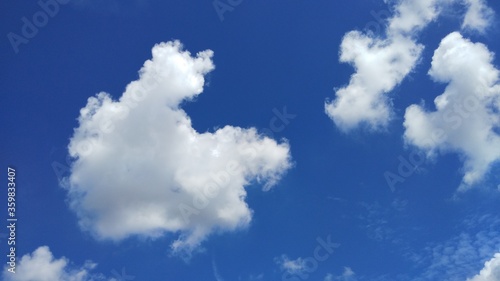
(2, 246, 101, 281)
(418, 215, 500, 281)
(467, 253, 500, 281)
(325, 0, 439, 131)
(325, 31, 423, 131)
(403, 32, 500, 190)
(324, 267, 356, 281)
(341, 267, 355, 277)
(275, 255, 308, 275)
(388, 0, 439, 34)
(325, 0, 496, 132)
(65, 40, 292, 255)
(462, 0, 495, 32)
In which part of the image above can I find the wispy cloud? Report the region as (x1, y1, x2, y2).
(324, 267, 357, 281)
(212, 259, 224, 281)
(416, 214, 500, 280)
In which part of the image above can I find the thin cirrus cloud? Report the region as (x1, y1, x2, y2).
(403, 32, 500, 191)
(419, 214, 500, 280)
(64, 40, 292, 255)
(325, 0, 494, 132)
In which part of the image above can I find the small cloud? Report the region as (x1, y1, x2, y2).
(275, 255, 307, 275)
(341, 267, 355, 277)
(325, 0, 438, 131)
(1, 246, 106, 281)
(391, 198, 408, 212)
(324, 267, 357, 281)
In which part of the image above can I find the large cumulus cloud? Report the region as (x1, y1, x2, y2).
(65, 41, 292, 255)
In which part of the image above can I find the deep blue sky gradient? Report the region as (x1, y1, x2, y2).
(2, 0, 500, 280)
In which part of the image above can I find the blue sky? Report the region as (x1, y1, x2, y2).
(2, 0, 500, 280)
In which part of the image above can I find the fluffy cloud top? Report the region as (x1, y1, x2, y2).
(325, 30, 422, 131)
(403, 32, 500, 190)
(2, 246, 99, 281)
(467, 253, 500, 281)
(325, 0, 495, 131)
(65, 41, 292, 255)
